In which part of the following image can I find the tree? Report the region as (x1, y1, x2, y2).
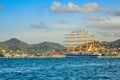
(0, 52, 4, 57)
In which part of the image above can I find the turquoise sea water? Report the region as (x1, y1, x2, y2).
(0, 58, 120, 80)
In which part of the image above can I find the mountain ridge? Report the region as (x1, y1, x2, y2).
(0, 38, 120, 54)
(0, 38, 65, 54)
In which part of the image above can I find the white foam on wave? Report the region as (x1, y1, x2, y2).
(55, 62, 107, 69)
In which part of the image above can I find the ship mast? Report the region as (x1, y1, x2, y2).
(86, 31, 88, 52)
(66, 34, 71, 52)
(79, 31, 82, 53)
(65, 30, 97, 53)
(72, 32, 77, 52)
(92, 34, 95, 51)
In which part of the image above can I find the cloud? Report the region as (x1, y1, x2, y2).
(30, 22, 48, 29)
(0, 4, 4, 9)
(52, 23, 82, 31)
(30, 21, 81, 32)
(113, 9, 120, 16)
(51, 2, 112, 13)
(90, 23, 120, 40)
(104, 17, 120, 24)
(84, 16, 110, 22)
(58, 20, 68, 24)
(84, 18, 120, 41)
(91, 23, 120, 31)
(98, 32, 120, 38)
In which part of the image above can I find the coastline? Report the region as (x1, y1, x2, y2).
(1, 55, 120, 58)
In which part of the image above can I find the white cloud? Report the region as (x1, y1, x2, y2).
(113, 9, 120, 16)
(51, 23, 83, 31)
(98, 32, 120, 38)
(92, 23, 120, 31)
(89, 16, 120, 31)
(84, 16, 110, 21)
(30, 22, 48, 29)
(51, 2, 112, 13)
(89, 23, 120, 41)
(30, 21, 83, 32)
(103, 17, 120, 25)
(58, 20, 68, 25)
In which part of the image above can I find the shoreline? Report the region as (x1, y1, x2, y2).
(1, 56, 120, 58)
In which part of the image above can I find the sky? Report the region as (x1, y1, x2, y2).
(0, 0, 120, 44)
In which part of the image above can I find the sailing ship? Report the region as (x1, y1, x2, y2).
(65, 30, 101, 58)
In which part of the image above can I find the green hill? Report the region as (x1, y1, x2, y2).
(110, 39, 120, 48)
(5, 38, 28, 46)
(32, 42, 65, 52)
(0, 42, 9, 50)
(0, 38, 65, 54)
(4, 38, 31, 51)
(101, 39, 120, 48)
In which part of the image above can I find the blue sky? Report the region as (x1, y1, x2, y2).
(0, 0, 120, 44)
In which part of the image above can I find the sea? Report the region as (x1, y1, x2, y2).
(0, 58, 120, 80)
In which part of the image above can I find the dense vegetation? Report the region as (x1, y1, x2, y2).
(0, 38, 65, 55)
(101, 39, 120, 50)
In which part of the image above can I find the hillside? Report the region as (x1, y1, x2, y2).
(5, 38, 28, 46)
(0, 38, 65, 54)
(0, 42, 9, 50)
(32, 42, 65, 52)
(110, 39, 120, 48)
(101, 39, 120, 48)
(4, 38, 30, 50)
